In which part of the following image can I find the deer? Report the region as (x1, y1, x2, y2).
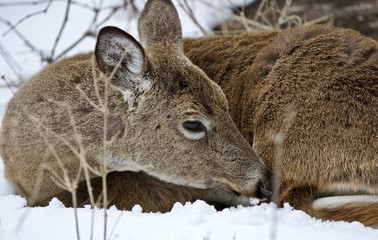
(2, 0, 377, 228)
(0, 0, 270, 212)
(182, 25, 378, 226)
(60, 10, 378, 227)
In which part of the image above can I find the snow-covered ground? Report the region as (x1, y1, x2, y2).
(0, 1, 378, 239)
(1, 194, 377, 240)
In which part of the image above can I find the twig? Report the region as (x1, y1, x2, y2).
(29, 115, 75, 190)
(1, 75, 16, 94)
(0, 0, 128, 69)
(2, 0, 53, 37)
(0, 44, 24, 85)
(270, 0, 279, 27)
(94, 5, 123, 29)
(256, 0, 268, 24)
(101, 66, 110, 240)
(54, 31, 94, 61)
(52, 4, 123, 62)
(49, 0, 72, 62)
(28, 99, 102, 240)
(197, 0, 273, 31)
(303, 14, 331, 26)
(71, 190, 81, 240)
(177, 0, 209, 35)
(0, 16, 44, 57)
(0, 0, 96, 11)
(0, 1, 45, 7)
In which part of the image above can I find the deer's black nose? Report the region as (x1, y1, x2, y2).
(257, 179, 272, 199)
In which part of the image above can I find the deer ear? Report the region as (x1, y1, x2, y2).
(95, 26, 151, 107)
(138, 0, 182, 47)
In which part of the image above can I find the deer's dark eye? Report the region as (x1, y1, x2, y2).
(179, 119, 210, 141)
(183, 121, 206, 133)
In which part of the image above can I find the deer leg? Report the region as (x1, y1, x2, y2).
(276, 181, 318, 215)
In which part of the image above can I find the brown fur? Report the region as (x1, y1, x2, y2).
(183, 24, 378, 226)
(313, 202, 378, 228)
(56, 171, 205, 212)
(57, 170, 248, 212)
(0, 0, 267, 209)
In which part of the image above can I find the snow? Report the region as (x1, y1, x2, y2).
(0, 0, 378, 239)
(1, 194, 377, 240)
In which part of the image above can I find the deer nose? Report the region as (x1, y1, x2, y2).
(257, 179, 273, 199)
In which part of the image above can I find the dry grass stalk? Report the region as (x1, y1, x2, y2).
(15, 53, 129, 239)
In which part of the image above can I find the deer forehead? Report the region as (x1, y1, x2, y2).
(143, 51, 229, 114)
(152, 57, 226, 96)
(154, 73, 228, 113)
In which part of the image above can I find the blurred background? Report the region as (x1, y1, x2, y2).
(215, 0, 378, 39)
(0, 0, 377, 88)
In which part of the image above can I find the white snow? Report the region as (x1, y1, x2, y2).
(0, 0, 378, 239)
(0, 191, 377, 240)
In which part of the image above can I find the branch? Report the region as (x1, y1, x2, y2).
(0, 74, 16, 93)
(0, 16, 44, 57)
(177, 0, 209, 35)
(2, 0, 53, 37)
(49, 0, 72, 62)
(0, 42, 24, 84)
(53, 3, 124, 61)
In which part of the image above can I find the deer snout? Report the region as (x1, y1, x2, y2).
(209, 166, 271, 202)
(237, 169, 273, 200)
(256, 178, 273, 199)
(253, 168, 273, 200)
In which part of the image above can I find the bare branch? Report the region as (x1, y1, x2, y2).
(0, 45, 26, 88)
(2, 0, 53, 37)
(197, 0, 273, 31)
(49, 0, 72, 62)
(54, 31, 94, 61)
(177, 0, 209, 35)
(0, 16, 44, 57)
(0, 0, 96, 11)
(0, 74, 16, 94)
(0, 1, 48, 7)
(0, 0, 129, 70)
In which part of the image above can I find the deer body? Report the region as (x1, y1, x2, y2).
(0, 0, 267, 208)
(183, 25, 378, 226)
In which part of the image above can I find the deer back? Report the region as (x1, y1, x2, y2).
(184, 24, 378, 226)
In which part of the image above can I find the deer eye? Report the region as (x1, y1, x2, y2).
(179, 119, 209, 141)
(183, 121, 206, 133)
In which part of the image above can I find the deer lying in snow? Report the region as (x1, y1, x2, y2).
(0, 0, 269, 211)
(70, 6, 378, 228)
(76, 22, 378, 227)
(2, 0, 378, 228)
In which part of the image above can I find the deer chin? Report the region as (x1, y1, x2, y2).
(203, 188, 252, 208)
